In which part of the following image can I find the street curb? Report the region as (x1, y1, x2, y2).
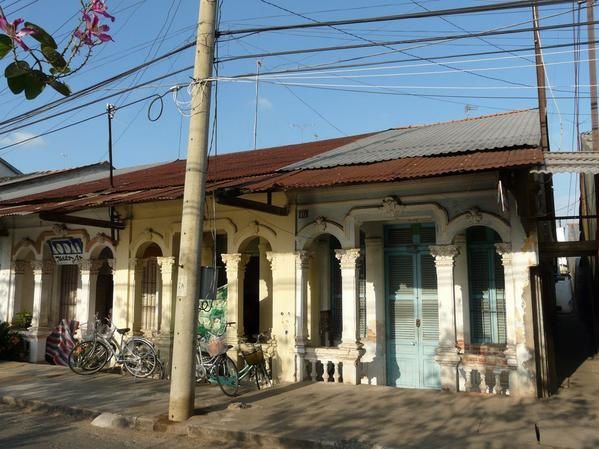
(1, 395, 99, 420)
(186, 422, 388, 449)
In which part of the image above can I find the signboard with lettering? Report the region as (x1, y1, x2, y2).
(48, 238, 84, 265)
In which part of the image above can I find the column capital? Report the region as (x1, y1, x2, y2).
(12, 260, 28, 275)
(157, 256, 176, 275)
(334, 248, 360, 269)
(265, 251, 287, 273)
(221, 253, 248, 271)
(429, 244, 460, 267)
(495, 243, 513, 264)
(129, 258, 143, 271)
(294, 250, 312, 270)
(78, 259, 93, 272)
(31, 260, 53, 275)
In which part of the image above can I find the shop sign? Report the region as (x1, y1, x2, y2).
(48, 238, 84, 264)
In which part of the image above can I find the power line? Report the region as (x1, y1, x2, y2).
(222, 40, 599, 80)
(217, 20, 599, 63)
(0, 41, 195, 132)
(217, 0, 576, 37)
(0, 65, 193, 137)
(0, 93, 164, 155)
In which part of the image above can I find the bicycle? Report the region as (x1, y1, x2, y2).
(238, 342, 272, 390)
(68, 318, 159, 378)
(195, 321, 239, 396)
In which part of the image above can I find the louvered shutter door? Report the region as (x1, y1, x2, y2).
(493, 252, 507, 344)
(388, 255, 416, 343)
(419, 254, 439, 342)
(387, 227, 413, 247)
(469, 247, 492, 343)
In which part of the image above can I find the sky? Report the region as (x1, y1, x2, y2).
(0, 0, 593, 219)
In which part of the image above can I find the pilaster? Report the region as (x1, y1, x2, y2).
(430, 244, 461, 392)
(334, 248, 362, 385)
(27, 260, 54, 362)
(221, 253, 248, 345)
(294, 250, 311, 381)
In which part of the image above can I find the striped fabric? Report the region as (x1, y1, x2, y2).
(45, 319, 79, 366)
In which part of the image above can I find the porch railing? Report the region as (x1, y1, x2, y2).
(304, 347, 344, 383)
(458, 363, 511, 395)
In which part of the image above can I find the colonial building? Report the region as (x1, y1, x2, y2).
(0, 110, 555, 397)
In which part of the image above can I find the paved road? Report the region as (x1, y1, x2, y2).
(0, 403, 254, 449)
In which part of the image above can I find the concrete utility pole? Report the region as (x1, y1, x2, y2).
(168, 0, 217, 422)
(587, 0, 599, 152)
(532, 0, 549, 151)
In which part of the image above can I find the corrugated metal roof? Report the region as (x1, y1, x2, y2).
(531, 151, 599, 174)
(0, 110, 545, 218)
(247, 148, 544, 191)
(283, 109, 540, 171)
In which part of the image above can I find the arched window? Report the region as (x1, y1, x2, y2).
(467, 227, 506, 344)
(140, 244, 162, 332)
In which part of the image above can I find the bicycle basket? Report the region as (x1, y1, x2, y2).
(204, 336, 227, 357)
(242, 347, 264, 365)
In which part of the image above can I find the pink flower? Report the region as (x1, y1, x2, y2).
(0, 13, 34, 51)
(75, 13, 112, 46)
(88, 0, 115, 22)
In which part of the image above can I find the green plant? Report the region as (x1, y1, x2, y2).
(0, 321, 27, 360)
(11, 311, 32, 329)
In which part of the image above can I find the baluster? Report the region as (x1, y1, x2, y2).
(334, 361, 342, 383)
(480, 369, 489, 394)
(464, 368, 473, 392)
(310, 359, 318, 382)
(493, 370, 502, 395)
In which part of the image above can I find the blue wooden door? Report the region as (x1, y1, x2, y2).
(385, 225, 440, 389)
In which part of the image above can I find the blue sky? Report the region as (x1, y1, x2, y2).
(0, 0, 592, 217)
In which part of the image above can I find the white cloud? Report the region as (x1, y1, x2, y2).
(258, 97, 273, 110)
(0, 131, 46, 148)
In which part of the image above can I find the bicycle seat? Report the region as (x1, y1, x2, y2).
(116, 327, 130, 335)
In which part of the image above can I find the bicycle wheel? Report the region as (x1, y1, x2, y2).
(215, 355, 239, 397)
(123, 338, 157, 378)
(255, 361, 272, 390)
(68, 340, 110, 375)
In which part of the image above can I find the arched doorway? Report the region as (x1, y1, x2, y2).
(240, 237, 272, 341)
(138, 243, 162, 333)
(13, 251, 35, 324)
(94, 247, 114, 321)
(306, 234, 342, 347)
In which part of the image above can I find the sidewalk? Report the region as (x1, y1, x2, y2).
(1, 359, 598, 449)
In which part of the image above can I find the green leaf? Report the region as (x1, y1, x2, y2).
(47, 78, 71, 97)
(4, 60, 30, 79)
(41, 45, 68, 70)
(0, 34, 13, 60)
(6, 73, 27, 95)
(24, 70, 47, 100)
(24, 22, 57, 49)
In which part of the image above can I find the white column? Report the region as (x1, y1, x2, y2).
(259, 241, 272, 332)
(430, 244, 461, 392)
(222, 253, 248, 346)
(495, 243, 517, 366)
(157, 256, 176, 334)
(77, 260, 96, 332)
(335, 248, 362, 385)
(156, 256, 176, 365)
(8, 260, 25, 323)
(27, 260, 53, 362)
(294, 251, 311, 382)
(363, 237, 384, 385)
(131, 259, 144, 334)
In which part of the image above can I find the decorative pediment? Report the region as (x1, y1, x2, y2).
(380, 196, 405, 217)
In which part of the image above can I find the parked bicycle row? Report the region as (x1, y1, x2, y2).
(67, 317, 272, 397)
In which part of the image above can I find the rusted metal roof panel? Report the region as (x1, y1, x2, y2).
(283, 110, 540, 170)
(248, 148, 544, 191)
